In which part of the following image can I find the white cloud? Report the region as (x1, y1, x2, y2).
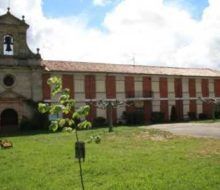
(93, 0, 112, 6)
(0, 0, 220, 69)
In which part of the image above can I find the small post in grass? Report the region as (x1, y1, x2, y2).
(75, 130, 85, 190)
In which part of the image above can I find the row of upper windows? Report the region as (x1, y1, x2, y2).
(3, 34, 14, 56)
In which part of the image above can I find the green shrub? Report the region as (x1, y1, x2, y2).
(170, 105, 177, 122)
(198, 113, 208, 120)
(19, 117, 32, 131)
(188, 112, 197, 120)
(20, 113, 49, 131)
(92, 117, 107, 128)
(215, 111, 220, 119)
(123, 110, 145, 125)
(151, 112, 164, 123)
(20, 100, 49, 131)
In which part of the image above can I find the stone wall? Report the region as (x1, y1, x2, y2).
(0, 67, 43, 127)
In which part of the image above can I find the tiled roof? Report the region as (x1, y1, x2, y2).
(42, 60, 220, 77)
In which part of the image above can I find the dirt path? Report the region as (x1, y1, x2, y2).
(146, 122, 220, 139)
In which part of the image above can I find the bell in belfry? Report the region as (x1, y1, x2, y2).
(4, 36, 13, 52)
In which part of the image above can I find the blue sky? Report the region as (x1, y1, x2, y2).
(43, 0, 209, 28)
(164, 0, 209, 19)
(42, 0, 122, 28)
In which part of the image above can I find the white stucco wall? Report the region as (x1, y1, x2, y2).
(182, 78, 189, 118)
(134, 76, 143, 97)
(116, 75, 125, 120)
(96, 75, 107, 118)
(209, 78, 215, 97)
(152, 76, 160, 112)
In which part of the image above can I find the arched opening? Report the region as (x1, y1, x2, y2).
(0, 109, 18, 134)
(3, 34, 14, 55)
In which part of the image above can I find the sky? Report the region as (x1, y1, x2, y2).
(0, 0, 219, 69)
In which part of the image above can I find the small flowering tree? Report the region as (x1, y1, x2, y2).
(38, 76, 91, 190)
(38, 76, 91, 132)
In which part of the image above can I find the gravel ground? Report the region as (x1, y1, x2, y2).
(146, 122, 220, 139)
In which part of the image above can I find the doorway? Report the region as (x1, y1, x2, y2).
(0, 109, 18, 134)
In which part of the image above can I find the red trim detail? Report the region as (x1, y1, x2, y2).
(175, 78, 183, 120)
(189, 100, 197, 113)
(62, 75, 74, 98)
(85, 75, 96, 121)
(125, 76, 135, 98)
(201, 79, 212, 117)
(188, 79, 197, 114)
(42, 74, 50, 100)
(62, 75, 74, 118)
(159, 77, 168, 97)
(106, 76, 116, 99)
(188, 79, 196, 97)
(85, 75, 96, 99)
(202, 79, 209, 97)
(214, 79, 220, 97)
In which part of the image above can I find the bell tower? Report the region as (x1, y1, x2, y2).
(0, 8, 40, 59)
(0, 9, 43, 134)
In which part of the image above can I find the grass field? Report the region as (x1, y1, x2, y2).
(0, 126, 220, 190)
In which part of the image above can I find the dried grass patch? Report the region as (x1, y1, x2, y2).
(196, 140, 220, 156)
(136, 129, 175, 141)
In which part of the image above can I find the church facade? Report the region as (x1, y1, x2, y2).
(1, 10, 220, 134)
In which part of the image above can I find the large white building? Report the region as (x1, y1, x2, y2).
(1, 10, 220, 134)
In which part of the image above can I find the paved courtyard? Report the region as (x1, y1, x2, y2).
(147, 122, 220, 139)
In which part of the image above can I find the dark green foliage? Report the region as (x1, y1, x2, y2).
(151, 112, 164, 123)
(19, 117, 32, 131)
(215, 103, 220, 112)
(170, 105, 177, 122)
(92, 117, 107, 128)
(20, 100, 49, 131)
(199, 113, 208, 120)
(188, 112, 197, 120)
(123, 110, 145, 125)
(214, 111, 220, 119)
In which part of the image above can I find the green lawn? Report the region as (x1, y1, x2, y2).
(0, 127, 220, 190)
